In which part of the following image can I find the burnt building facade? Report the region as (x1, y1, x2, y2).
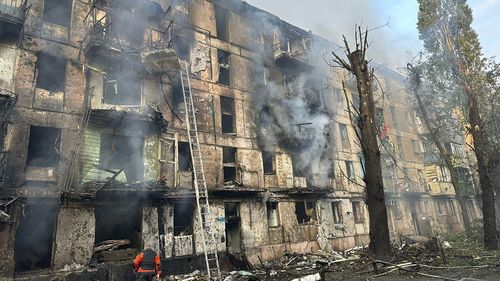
(0, 0, 480, 279)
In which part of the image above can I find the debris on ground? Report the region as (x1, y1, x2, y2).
(165, 228, 500, 280)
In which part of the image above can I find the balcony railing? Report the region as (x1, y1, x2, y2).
(273, 35, 313, 71)
(0, 0, 27, 23)
(83, 3, 172, 54)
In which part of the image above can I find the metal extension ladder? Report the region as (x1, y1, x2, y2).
(179, 60, 221, 280)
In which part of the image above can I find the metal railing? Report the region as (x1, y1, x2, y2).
(0, 0, 27, 21)
(84, 4, 172, 53)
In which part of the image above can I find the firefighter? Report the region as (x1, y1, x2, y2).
(133, 248, 161, 281)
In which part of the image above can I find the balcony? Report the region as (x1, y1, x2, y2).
(273, 35, 313, 72)
(0, 0, 28, 38)
(82, 1, 178, 73)
(428, 181, 455, 196)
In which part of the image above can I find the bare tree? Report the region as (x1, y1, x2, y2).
(331, 27, 391, 258)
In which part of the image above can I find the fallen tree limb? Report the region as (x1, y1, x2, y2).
(419, 264, 490, 270)
(372, 260, 460, 281)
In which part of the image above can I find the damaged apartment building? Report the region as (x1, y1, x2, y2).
(0, 0, 482, 279)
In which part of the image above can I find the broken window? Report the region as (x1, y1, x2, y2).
(103, 59, 141, 105)
(292, 155, 305, 177)
(178, 141, 192, 172)
(295, 201, 316, 224)
(267, 202, 279, 227)
(95, 203, 142, 251)
(225, 202, 239, 219)
(345, 160, 355, 180)
(223, 146, 236, 183)
(215, 4, 229, 41)
(172, 36, 191, 61)
(352, 201, 364, 223)
(100, 133, 144, 182)
(26, 126, 61, 168)
(174, 202, 194, 236)
(36, 53, 66, 92)
(359, 156, 365, 180)
(172, 79, 184, 113)
(14, 205, 57, 272)
(43, 0, 72, 27)
(220, 96, 235, 133)
(218, 50, 231, 86)
(262, 151, 275, 175)
(331, 201, 343, 224)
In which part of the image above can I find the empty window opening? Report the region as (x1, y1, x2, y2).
(174, 202, 194, 236)
(178, 142, 192, 172)
(172, 80, 184, 113)
(215, 5, 228, 41)
(352, 201, 364, 223)
(359, 156, 366, 179)
(223, 147, 237, 183)
(100, 133, 144, 182)
(103, 59, 141, 105)
(26, 126, 61, 168)
(43, 0, 72, 27)
(220, 96, 235, 133)
(36, 53, 66, 92)
(345, 160, 355, 180)
(224, 202, 241, 253)
(295, 201, 316, 224)
(267, 202, 279, 227)
(218, 50, 231, 86)
(331, 201, 343, 224)
(262, 151, 275, 175)
(14, 205, 57, 272)
(225, 202, 239, 219)
(172, 36, 191, 61)
(291, 154, 306, 177)
(95, 204, 142, 251)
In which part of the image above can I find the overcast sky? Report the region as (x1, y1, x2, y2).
(246, 0, 500, 71)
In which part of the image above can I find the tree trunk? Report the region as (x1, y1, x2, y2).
(408, 67, 473, 235)
(349, 50, 391, 258)
(466, 87, 498, 250)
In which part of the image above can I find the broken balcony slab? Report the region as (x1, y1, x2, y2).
(141, 48, 180, 74)
(89, 107, 168, 133)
